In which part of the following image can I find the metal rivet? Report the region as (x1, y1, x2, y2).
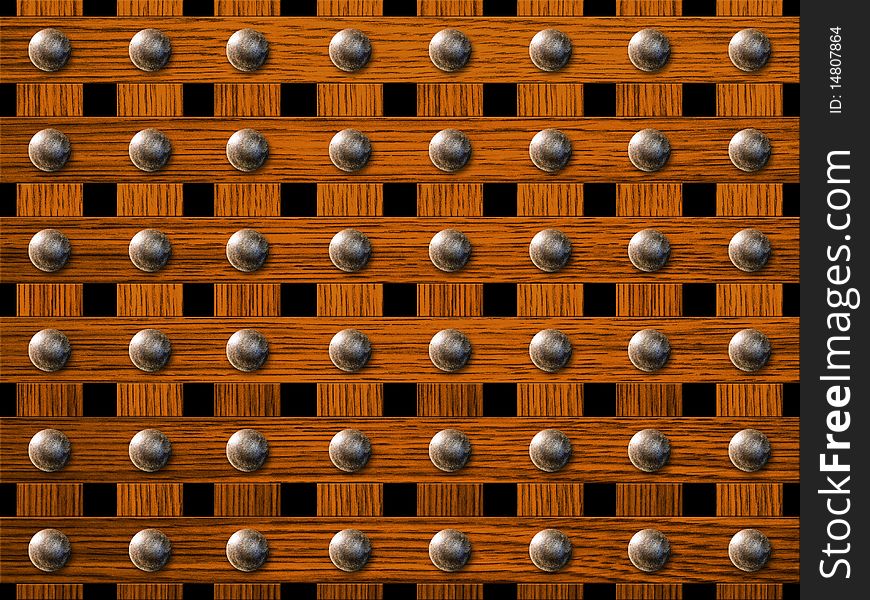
(728, 228, 771, 272)
(628, 28, 670, 72)
(28, 428, 70, 472)
(226, 28, 268, 72)
(29, 529, 70, 572)
(529, 129, 572, 173)
(729, 28, 771, 72)
(429, 28, 471, 72)
(529, 329, 572, 373)
(529, 529, 572, 572)
(226, 529, 269, 572)
(329, 328, 372, 373)
(129, 229, 171, 273)
(529, 29, 572, 72)
(429, 428, 471, 472)
(28, 328, 71, 372)
(129, 28, 171, 72)
(628, 428, 671, 473)
(329, 228, 372, 273)
(729, 128, 771, 172)
(629, 128, 671, 172)
(529, 229, 571, 273)
(329, 428, 371, 473)
(329, 129, 371, 172)
(429, 329, 472, 372)
(628, 229, 670, 273)
(729, 328, 771, 372)
(729, 428, 770, 472)
(129, 329, 171, 372)
(429, 129, 472, 172)
(729, 529, 771, 572)
(129, 128, 171, 172)
(29, 28, 70, 72)
(129, 429, 172, 472)
(529, 429, 572, 473)
(28, 128, 70, 172)
(628, 329, 671, 372)
(329, 529, 371, 572)
(329, 28, 371, 72)
(226, 329, 270, 372)
(129, 529, 172, 572)
(226, 228, 269, 272)
(428, 229, 471, 272)
(429, 529, 471, 572)
(226, 128, 269, 172)
(28, 228, 70, 272)
(628, 529, 670, 572)
(226, 429, 269, 473)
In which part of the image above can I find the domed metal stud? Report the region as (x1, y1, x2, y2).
(129, 128, 171, 172)
(226, 128, 269, 172)
(729, 529, 771, 572)
(226, 329, 270, 372)
(129, 28, 171, 72)
(28, 428, 70, 472)
(329, 428, 371, 473)
(628, 428, 671, 473)
(129, 329, 172, 373)
(226, 429, 269, 473)
(329, 228, 371, 273)
(429, 329, 472, 372)
(729, 28, 771, 72)
(329, 28, 371, 72)
(728, 428, 770, 472)
(28, 28, 71, 72)
(226, 529, 269, 572)
(226, 228, 269, 272)
(729, 328, 771, 372)
(629, 128, 671, 172)
(628, 329, 671, 372)
(529, 429, 572, 473)
(429, 428, 471, 472)
(28, 329, 71, 372)
(728, 228, 771, 272)
(129, 529, 172, 572)
(529, 229, 571, 272)
(29, 529, 70, 572)
(226, 28, 268, 72)
(628, 529, 670, 572)
(28, 128, 70, 172)
(429, 529, 471, 572)
(529, 29, 572, 72)
(627, 28, 671, 72)
(329, 329, 372, 373)
(28, 228, 70, 272)
(628, 229, 670, 272)
(329, 529, 371, 572)
(529, 329, 572, 373)
(329, 129, 371, 172)
(729, 128, 771, 172)
(529, 529, 572, 572)
(129, 229, 171, 273)
(429, 28, 471, 72)
(429, 129, 472, 172)
(129, 428, 172, 472)
(529, 129, 572, 173)
(428, 229, 471, 272)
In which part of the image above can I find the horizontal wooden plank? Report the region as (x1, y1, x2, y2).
(0, 317, 798, 382)
(0, 217, 799, 283)
(0, 118, 799, 182)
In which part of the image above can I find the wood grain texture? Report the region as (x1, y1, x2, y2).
(16, 483, 82, 516)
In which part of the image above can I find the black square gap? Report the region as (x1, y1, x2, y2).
(682, 383, 716, 417)
(683, 183, 717, 216)
(383, 0, 416, 16)
(281, 383, 317, 416)
(0, 183, 15, 216)
(583, 183, 616, 216)
(383, 284, 417, 317)
(683, 284, 716, 316)
(182, 183, 213, 216)
(83, 183, 117, 216)
(783, 183, 800, 216)
(0, 1, 13, 15)
(483, 83, 516, 117)
(584, 584, 616, 600)
(183, 283, 213, 317)
(383, 383, 416, 416)
(183, 0, 213, 15)
(0, 283, 15, 316)
(383, 183, 417, 216)
(182, 483, 214, 516)
(783, 283, 799, 316)
(83, 283, 117, 317)
(682, 84, 716, 116)
(0, 383, 15, 416)
(784, 584, 800, 599)
(784, 483, 799, 516)
(281, 584, 316, 599)
(281, 0, 316, 16)
(83, 483, 116, 516)
(584, 283, 615, 316)
(0, 483, 16, 516)
(83, 83, 116, 117)
(484, 584, 518, 598)
(281, 183, 317, 216)
(281, 83, 317, 116)
(483, 183, 517, 216)
(483, 483, 516, 516)
(383, 83, 417, 117)
(483, 383, 517, 417)
(183, 383, 214, 417)
(583, 483, 615, 516)
(583, 383, 615, 416)
(83, 383, 116, 417)
(83, 0, 116, 15)
(483, 283, 517, 316)
(683, 584, 716, 600)
(281, 283, 317, 316)
(0, 84, 15, 116)
(583, 0, 615, 15)
(584, 84, 616, 116)
(384, 584, 417, 599)
(783, 383, 799, 417)
(383, 483, 416, 516)
(183, 84, 214, 116)
(280, 483, 316, 516)
(182, 584, 213, 600)
(483, 0, 516, 15)
(683, 483, 716, 516)
(82, 585, 117, 600)
(784, 83, 800, 116)
(783, 0, 799, 16)
(682, 0, 716, 16)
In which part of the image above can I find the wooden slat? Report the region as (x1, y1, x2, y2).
(16, 84, 82, 117)
(517, 483, 583, 516)
(117, 183, 183, 216)
(117, 83, 183, 117)
(717, 0, 783, 16)
(318, 483, 383, 516)
(318, 83, 382, 117)
(116, 483, 183, 517)
(17, 484, 82, 516)
(717, 84, 784, 117)
(116, 0, 183, 16)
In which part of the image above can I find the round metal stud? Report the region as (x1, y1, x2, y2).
(729, 328, 771, 372)
(226, 529, 269, 572)
(226, 228, 269, 272)
(428, 229, 471, 272)
(129, 28, 171, 72)
(28, 128, 70, 172)
(628, 229, 671, 273)
(129, 429, 172, 473)
(628, 529, 670, 573)
(329, 428, 371, 473)
(628, 428, 671, 473)
(429, 529, 471, 572)
(629, 128, 671, 172)
(129, 529, 172, 572)
(529, 529, 572, 572)
(529, 429, 572, 473)
(429, 129, 472, 172)
(728, 28, 771, 72)
(129, 329, 171, 373)
(429, 428, 471, 472)
(129, 229, 171, 273)
(29, 28, 70, 72)
(329, 228, 372, 273)
(628, 28, 671, 72)
(628, 329, 671, 372)
(28, 228, 70, 272)
(529, 129, 572, 173)
(29, 529, 70, 572)
(729, 128, 771, 172)
(529, 329, 572, 373)
(429, 329, 472, 372)
(28, 428, 70, 473)
(226, 329, 269, 372)
(226, 28, 268, 72)
(129, 128, 171, 172)
(529, 229, 571, 273)
(226, 429, 269, 473)
(226, 128, 269, 172)
(329, 28, 371, 72)
(729, 529, 771, 572)
(28, 329, 71, 372)
(728, 428, 770, 473)
(529, 29, 572, 72)
(429, 28, 472, 72)
(329, 329, 372, 373)
(329, 529, 371, 572)
(728, 228, 771, 272)
(329, 129, 371, 172)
